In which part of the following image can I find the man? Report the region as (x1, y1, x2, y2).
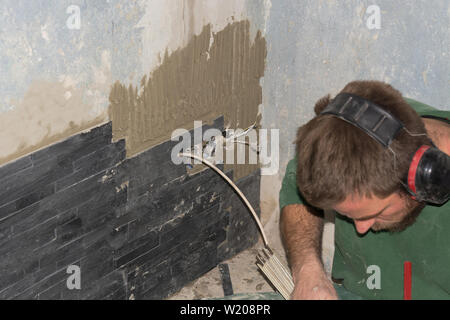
(279, 80, 450, 299)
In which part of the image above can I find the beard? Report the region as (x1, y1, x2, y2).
(371, 193, 426, 233)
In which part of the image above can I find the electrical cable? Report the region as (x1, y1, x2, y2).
(178, 151, 295, 299)
(179, 152, 269, 246)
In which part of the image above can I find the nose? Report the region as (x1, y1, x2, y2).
(354, 219, 376, 234)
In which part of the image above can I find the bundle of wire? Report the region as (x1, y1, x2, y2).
(256, 248, 294, 300)
(179, 151, 294, 300)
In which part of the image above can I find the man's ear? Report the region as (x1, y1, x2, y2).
(314, 94, 331, 115)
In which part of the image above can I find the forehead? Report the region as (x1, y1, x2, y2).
(334, 193, 397, 216)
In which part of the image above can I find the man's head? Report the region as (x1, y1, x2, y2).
(295, 80, 433, 233)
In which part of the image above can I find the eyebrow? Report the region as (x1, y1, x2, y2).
(352, 204, 390, 221)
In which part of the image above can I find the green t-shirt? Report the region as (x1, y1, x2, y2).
(279, 98, 450, 299)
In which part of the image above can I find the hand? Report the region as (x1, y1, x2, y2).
(290, 260, 338, 300)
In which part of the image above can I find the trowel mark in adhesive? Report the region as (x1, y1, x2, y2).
(109, 20, 266, 181)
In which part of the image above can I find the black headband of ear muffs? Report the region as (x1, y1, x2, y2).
(320, 93, 450, 205)
(320, 93, 405, 147)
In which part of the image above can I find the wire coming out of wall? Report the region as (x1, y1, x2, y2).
(179, 132, 295, 299)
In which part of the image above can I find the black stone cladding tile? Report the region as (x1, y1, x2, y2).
(56, 216, 83, 244)
(124, 117, 224, 201)
(167, 217, 227, 267)
(53, 242, 85, 270)
(0, 162, 105, 227)
(0, 264, 30, 294)
(76, 195, 128, 251)
(104, 288, 127, 300)
(0, 169, 114, 250)
(73, 138, 124, 170)
(130, 260, 172, 300)
(36, 240, 114, 298)
(36, 279, 66, 300)
(107, 223, 129, 250)
(122, 150, 187, 201)
(0, 202, 42, 244)
(159, 203, 223, 245)
(111, 169, 255, 299)
(14, 183, 55, 212)
(62, 188, 127, 245)
(171, 242, 219, 287)
(139, 234, 223, 300)
(21, 209, 79, 270)
(41, 170, 108, 214)
(0, 201, 17, 222)
(29, 123, 113, 166)
(76, 184, 127, 224)
(119, 237, 186, 276)
(0, 242, 56, 290)
(0, 123, 114, 217)
(55, 139, 126, 191)
(217, 170, 261, 262)
(0, 155, 73, 208)
(0, 264, 68, 300)
(41, 277, 84, 300)
(0, 271, 32, 299)
(0, 156, 32, 181)
(0, 178, 125, 288)
(81, 270, 126, 300)
(0, 214, 58, 258)
(113, 231, 159, 268)
(0, 116, 263, 300)
(79, 245, 115, 286)
(123, 179, 226, 242)
(124, 207, 228, 300)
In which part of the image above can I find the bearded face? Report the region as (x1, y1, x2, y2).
(334, 191, 426, 235)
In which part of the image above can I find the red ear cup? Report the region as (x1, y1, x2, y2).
(407, 145, 431, 199)
(405, 145, 450, 205)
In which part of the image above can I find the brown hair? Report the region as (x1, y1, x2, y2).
(295, 80, 433, 209)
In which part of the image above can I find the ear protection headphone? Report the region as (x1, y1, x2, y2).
(320, 93, 450, 205)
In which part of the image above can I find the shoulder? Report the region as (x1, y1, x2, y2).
(406, 97, 450, 156)
(423, 118, 450, 156)
(404, 97, 446, 114)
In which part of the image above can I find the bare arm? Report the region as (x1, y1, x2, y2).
(281, 204, 324, 276)
(280, 204, 338, 299)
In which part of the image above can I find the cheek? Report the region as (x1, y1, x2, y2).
(376, 202, 409, 222)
